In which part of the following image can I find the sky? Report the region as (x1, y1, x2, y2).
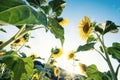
(60, 0, 120, 78)
(1, 0, 120, 79)
(31, 0, 120, 78)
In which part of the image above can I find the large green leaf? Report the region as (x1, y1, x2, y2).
(49, 0, 66, 16)
(76, 43, 95, 52)
(107, 42, 120, 62)
(86, 64, 104, 80)
(95, 21, 119, 35)
(104, 21, 118, 34)
(41, 5, 51, 14)
(0, 0, 25, 12)
(3, 56, 34, 80)
(48, 18, 64, 45)
(26, 0, 47, 8)
(0, 0, 47, 27)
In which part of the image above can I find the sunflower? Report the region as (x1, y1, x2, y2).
(50, 59, 56, 67)
(58, 18, 69, 26)
(78, 16, 93, 40)
(11, 37, 26, 46)
(29, 53, 37, 60)
(54, 67, 59, 77)
(67, 50, 75, 60)
(0, 52, 5, 56)
(51, 48, 63, 59)
(31, 73, 39, 80)
(79, 63, 87, 77)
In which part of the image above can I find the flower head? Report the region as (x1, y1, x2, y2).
(78, 16, 93, 40)
(58, 18, 69, 26)
(67, 50, 75, 60)
(79, 63, 87, 77)
(50, 59, 56, 67)
(32, 73, 39, 80)
(54, 67, 59, 77)
(51, 48, 63, 59)
(0, 52, 5, 56)
(11, 37, 26, 46)
(29, 53, 37, 60)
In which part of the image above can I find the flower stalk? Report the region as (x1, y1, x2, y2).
(96, 33, 117, 80)
(0, 25, 26, 50)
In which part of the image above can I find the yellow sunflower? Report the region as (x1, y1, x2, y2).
(0, 52, 5, 56)
(67, 50, 75, 60)
(59, 18, 69, 26)
(78, 16, 93, 40)
(29, 53, 37, 60)
(51, 48, 63, 59)
(79, 63, 87, 77)
(54, 67, 59, 77)
(50, 59, 56, 67)
(11, 37, 26, 46)
(31, 73, 39, 80)
(0, 40, 4, 46)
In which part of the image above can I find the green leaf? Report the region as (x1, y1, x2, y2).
(3, 56, 34, 80)
(86, 64, 103, 80)
(48, 18, 64, 45)
(20, 52, 27, 58)
(95, 25, 103, 34)
(107, 42, 120, 62)
(0, 0, 47, 27)
(25, 45, 31, 49)
(104, 21, 118, 34)
(87, 35, 96, 43)
(26, 0, 47, 8)
(0, 0, 25, 12)
(112, 42, 120, 48)
(95, 21, 118, 35)
(76, 43, 95, 52)
(41, 5, 51, 14)
(49, 0, 66, 16)
(5, 50, 18, 55)
(102, 71, 112, 80)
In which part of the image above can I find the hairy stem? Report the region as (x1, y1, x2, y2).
(96, 33, 117, 80)
(0, 25, 26, 50)
(94, 48, 107, 61)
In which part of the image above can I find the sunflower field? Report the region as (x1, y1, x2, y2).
(0, 0, 120, 80)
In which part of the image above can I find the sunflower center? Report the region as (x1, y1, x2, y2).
(56, 69, 59, 74)
(83, 23, 89, 33)
(53, 49, 59, 54)
(14, 39, 20, 43)
(69, 53, 74, 58)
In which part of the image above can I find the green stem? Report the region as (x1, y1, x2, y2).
(116, 64, 120, 76)
(94, 48, 107, 61)
(96, 33, 117, 80)
(72, 57, 75, 80)
(0, 25, 26, 50)
(39, 54, 52, 80)
(17, 43, 25, 52)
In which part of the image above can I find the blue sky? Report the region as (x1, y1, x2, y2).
(63, 0, 120, 23)
(57, 0, 120, 78)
